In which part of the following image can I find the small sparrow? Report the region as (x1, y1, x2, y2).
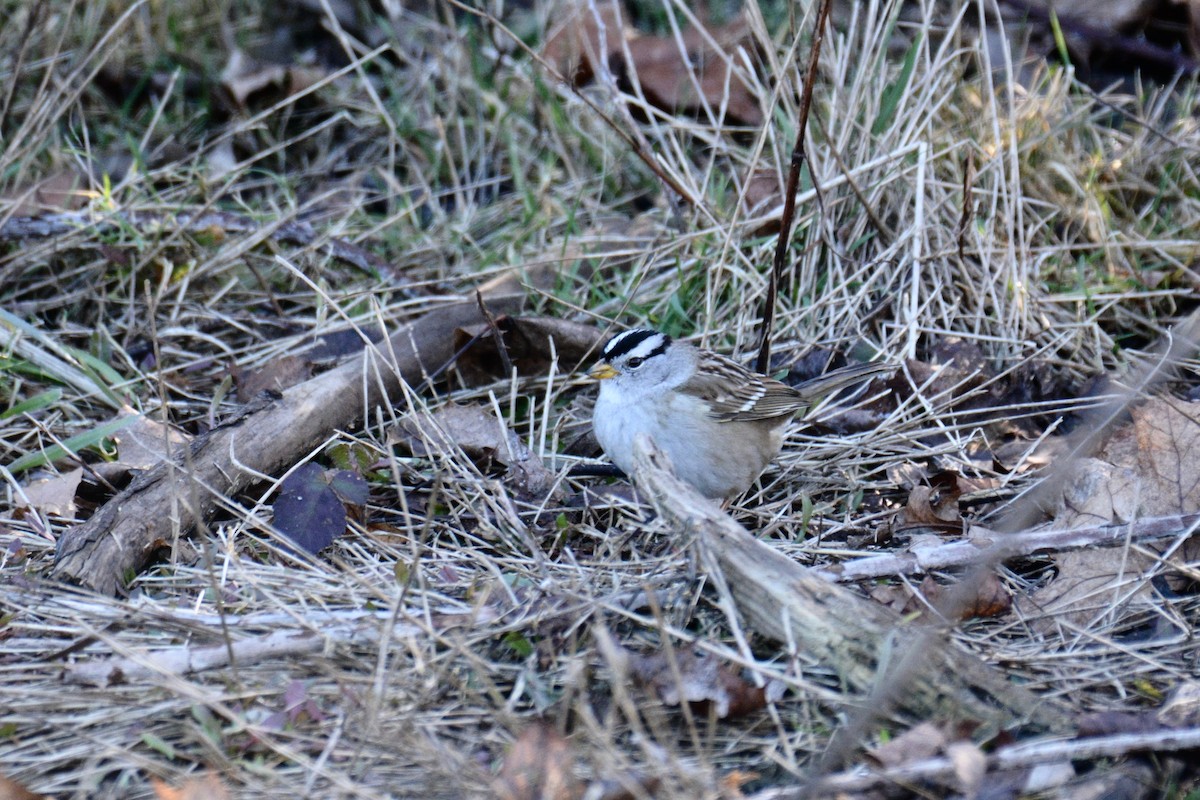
(589, 328, 889, 500)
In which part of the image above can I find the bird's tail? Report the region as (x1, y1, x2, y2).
(792, 360, 893, 404)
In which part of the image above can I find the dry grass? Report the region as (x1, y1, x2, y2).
(2, 0, 1199, 797)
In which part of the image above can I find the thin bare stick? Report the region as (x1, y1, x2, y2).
(814, 513, 1200, 583)
(749, 726, 1200, 798)
(756, 0, 833, 374)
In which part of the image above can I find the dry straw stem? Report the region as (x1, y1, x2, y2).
(0, 210, 390, 276)
(629, 435, 1069, 734)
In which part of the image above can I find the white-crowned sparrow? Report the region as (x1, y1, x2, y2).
(589, 328, 890, 500)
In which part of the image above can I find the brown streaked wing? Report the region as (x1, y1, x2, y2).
(678, 351, 805, 422)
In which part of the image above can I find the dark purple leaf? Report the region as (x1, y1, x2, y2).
(273, 463, 346, 555)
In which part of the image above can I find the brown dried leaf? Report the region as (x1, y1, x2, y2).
(902, 484, 962, 526)
(1030, 399, 1200, 627)
(221, 48, 326, 107)
(945, 741, 986, 796)
(628, 644, 781, 719)
(1159, 680, 1200, 728)
(718, 770, 758, 799)
(740, 167, 783, 217)
(493, 723, 581, 800)
(920, 573, 1012, 620)
(150, 773, 230, 800)
(1028, 545, 1158, 629)
(866, 721, 947, 768)
(392, 404, 557, 499)
(1057, 457, 1140, 527)
(113, 410, 192, 471)
(1, 170, 89, 216)
(542, 1, 629, 84)
(231, 354, 314, 399)
(871, 573, 1010, 620)
(543, 3, 761, 125)
(452, 315, 605, 385)
(615, 16, 761, 125)
(21, 467, 83, 519)
(0, 773, 50, 800)
(1127, 399, 1200, 515)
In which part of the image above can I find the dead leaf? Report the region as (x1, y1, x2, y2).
(1126, 399, 1200, 516)
(902, 484, 962, 527)
(1027, 545, 1158, 630)
(20, 467, 83, 519)
(149, 773, 230, 800)
(1057, 457, 1140, 527)
(493, 723, 581, 800)
(869, 571, 1010, 620)
(231, 354, 314, 399)
(945, 741, 986, 796)
(113, 409, 192, 470)
(543, 1, 628, 84)
(718, 770, 758, 799)
(1028, 398, 1200, 628)
(920, 573, 1012, 620)
(272, 463, 367, 555)
(0, 773, 50, 800)
(740, 167, 783, 218)
(391, 404, 557, 499)
(866, 721, 947, 768)
(614, 15, 762, 126)
(221, 47, 326, 108)
(627, 644, 782, 719)
(888, 461, 931, 490)
(451, 315, 605, 385)
(1, 170, 89, 216)
(1159, 680, 1200, 728)
(543, 2, 762, 125)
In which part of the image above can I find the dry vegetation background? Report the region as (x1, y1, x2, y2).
(2, 0, 1200, 798)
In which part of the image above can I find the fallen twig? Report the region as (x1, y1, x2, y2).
(629, 435, 1068, 735)
(60, 605, 503, 687)
(815, 513, 1200, 583)
(49, 262, 569, 593)
(748, 726, 1200, 798)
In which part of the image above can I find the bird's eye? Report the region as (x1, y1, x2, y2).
(626, 356, 645, 369)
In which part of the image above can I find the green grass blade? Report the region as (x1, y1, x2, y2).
(872, 33, 922, 137)
(7, 413, 139, 474)
(1, 388, 63, 420)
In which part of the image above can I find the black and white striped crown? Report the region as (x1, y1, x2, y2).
(601, 328, 671, 362)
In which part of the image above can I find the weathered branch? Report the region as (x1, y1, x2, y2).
(49, 260, 580, 594)
(750, 726, 1200, 799)
(629, 436, 1070, 736)
(816, 513, 1200, 583)
(62, 606, 498, 687)
(52, 297, 517, 593)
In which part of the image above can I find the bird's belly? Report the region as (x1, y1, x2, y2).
(594, 391, 779, 499)
(652, 414, 777, 499)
